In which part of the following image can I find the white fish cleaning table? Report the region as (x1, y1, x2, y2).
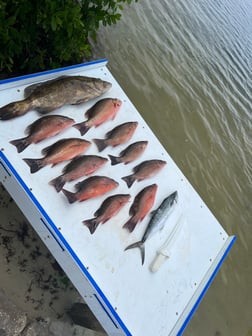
(0, 59, 235, 336)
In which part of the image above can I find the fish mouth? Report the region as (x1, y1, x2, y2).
(113, 99, 122, 107)
(173, 191, 178, 204)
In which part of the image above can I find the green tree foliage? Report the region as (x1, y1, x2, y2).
(0, 0, 137, 76)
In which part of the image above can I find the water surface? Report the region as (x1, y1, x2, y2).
(92, 0, 252, 335)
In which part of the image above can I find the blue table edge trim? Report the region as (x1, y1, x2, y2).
(176, 234, 236, 335)
(0, 58, 132, 335)
(0, 60, 236, 336)
(0, 149, 236, 336)
(0, 150, 131, 335)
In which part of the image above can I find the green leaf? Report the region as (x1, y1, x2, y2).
(0, 0, 138, 75)
(51, 17, 57, 31)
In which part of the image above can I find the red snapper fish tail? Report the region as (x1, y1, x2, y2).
(9, 137, 30, 153)
(82, 218, 99, 234)
(93, 138, 108, 152)
(73, 121, 91, 136)
(49, 175, 66, 192)
(123, 216, 138, 233)
(62, 189, 77, 204)
(108, 154, 121, 165)
(23, 158, 45, 173)
(121, 174, 135, 188)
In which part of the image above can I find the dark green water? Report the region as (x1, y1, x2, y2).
(92, 0, 252, 335)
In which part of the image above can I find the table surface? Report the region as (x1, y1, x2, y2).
(0, 60, 234, 336)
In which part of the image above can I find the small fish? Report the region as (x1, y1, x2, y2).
(49, 155, 108, 192)
(122, 159, 167, 188)
(93, 121, 138, 152)
(9, 115, 75, 153)
(23, 138, 91, 173)
(108, 141, 148, 165)
(0, 75, 112, 120)
(62, 176, 119, 203)
(125, 191, 178, 265)
(74, 98, 122, 136)
(83, 194, 131, 234)
(123, 184, 158, 233)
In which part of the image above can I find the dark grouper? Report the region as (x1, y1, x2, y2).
(0, 76, 112, 120)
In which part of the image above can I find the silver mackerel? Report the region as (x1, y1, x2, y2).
(124, 191, 178, 265)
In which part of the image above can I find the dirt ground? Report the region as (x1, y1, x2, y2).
(0, 184, 105, 336)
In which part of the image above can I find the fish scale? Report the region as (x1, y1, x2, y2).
(49, 155, 108, 192)
(93, 121, 138, 152)
(62, 176, 119, 204)
(122, 159, 167, 188)
(9, 115, 75, 153)
(123, 183, 158, 233)
(124, 191, 178, 265)
(23, 138, 91, 173)
(74, 98, 122, 136)
(0, 75, 112, 120)
(82, 194, 131, 234)
(108, 140, 148, 165)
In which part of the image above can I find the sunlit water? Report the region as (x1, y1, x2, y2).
(92, 0, 252, 335)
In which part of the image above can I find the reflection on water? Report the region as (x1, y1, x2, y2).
(92, 0, 252, 334)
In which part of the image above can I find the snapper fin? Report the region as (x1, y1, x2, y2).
(124, 240, 145, 265)
(41, 143, 53, 156)
(123, 217, 138, 233)
(10, 137, 30, 153)
(23, 158, 45, 173)
(62, 189, 77, 204)
(49, 175, 65, 192)
(108, 154, 121, 165)
(73, 121, 90, 136)
(121, 174, 135, 188)
(82, 218, 99, 234)
(93, 138, 107, 152)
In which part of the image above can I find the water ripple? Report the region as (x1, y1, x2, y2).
(92, 2, 252, 332)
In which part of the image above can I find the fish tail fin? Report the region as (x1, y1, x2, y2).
(23, 158, 44, 173)
(49, 176, 65, 192)
(108, 154, 120, 165)
(62, 189, 76, 204)
(82, 218, 99, 234)
(123, 216, 138, 233)
(125, 240, 145, 265)
(121, 174, 135, 188)
(0, 100, 30, 120)
(9, 137, 30, 153)
(73, 121, 90, 136)
(93, 138, 107, 152)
